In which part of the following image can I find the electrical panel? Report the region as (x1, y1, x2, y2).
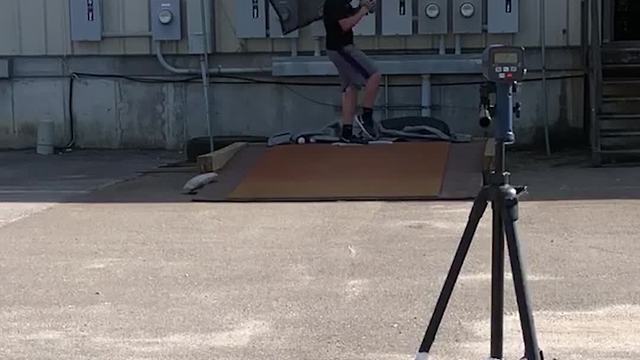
(187, 0, 214, 53)
(269, 2, 299, 38)
(350, 0, 376, 36)
(70, 0, 103, 41)
(236, 0, 267, 38)
(418, 0, 448, 35)
(150, 0, 182, 41)
(452, 0, 482, 34)
(488, 0, 519, 33)
(268, 0, 299, 38)
(381, 0, 413, 35)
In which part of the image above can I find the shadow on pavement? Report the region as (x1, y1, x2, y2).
(1, 148, 639, 204)
(508, 150, 640, 201)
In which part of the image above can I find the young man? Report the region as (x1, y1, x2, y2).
(323, 0, 382, 142)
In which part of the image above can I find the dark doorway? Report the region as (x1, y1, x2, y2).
(614, 0, 640, 41)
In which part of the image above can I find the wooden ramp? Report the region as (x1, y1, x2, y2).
(193, 141, 487, 202)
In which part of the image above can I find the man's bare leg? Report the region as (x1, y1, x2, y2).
(358, 72, 382, 138)
(363, 72, 381, 109)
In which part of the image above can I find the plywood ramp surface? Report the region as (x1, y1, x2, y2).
(227, 142, 451, 201)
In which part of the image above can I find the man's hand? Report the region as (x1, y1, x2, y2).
(339, 3, 370, 31)
(359, 0, 376, 14)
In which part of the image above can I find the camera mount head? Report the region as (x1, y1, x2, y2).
(480, 45, 527, 144)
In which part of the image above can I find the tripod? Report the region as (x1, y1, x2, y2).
(414, 82, 544, 360)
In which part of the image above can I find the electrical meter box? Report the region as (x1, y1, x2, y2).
(70, 0, 103, 41)
(418, 0, 448, 35)
(187, 0, 214, 53)
(151, 0, 182, 41)
(350, 0, 376, 36)
(235, 0, 267, 38)
(488, 0, 519, 33)
(382, 0, 413, 35)
(269, 2, 299, 38)
(452, 0, 482, 34)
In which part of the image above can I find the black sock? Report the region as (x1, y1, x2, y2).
(342, 124, 353, 138)
(362, 108, 373, 124)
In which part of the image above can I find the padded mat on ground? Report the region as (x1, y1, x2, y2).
(193, 141, 486, 202)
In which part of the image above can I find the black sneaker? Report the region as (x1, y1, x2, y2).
(338, 132, 369, 145)
(355, 116, 379, 140)
(339, 134, 368, 144)
(339, 134, 353, 143)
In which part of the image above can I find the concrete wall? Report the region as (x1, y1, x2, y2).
(0, 50, 585, 150)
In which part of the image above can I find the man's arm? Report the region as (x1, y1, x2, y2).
(338, 6, 369, 32)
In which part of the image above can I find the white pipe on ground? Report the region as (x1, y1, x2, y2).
(37, 119, 55, 155)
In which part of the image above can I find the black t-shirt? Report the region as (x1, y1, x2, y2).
(323, 0, 357, 50)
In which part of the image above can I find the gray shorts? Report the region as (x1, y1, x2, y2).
(327, 45, 379, 92)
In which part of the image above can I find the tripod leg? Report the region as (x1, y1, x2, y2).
(416, 190, 489, 359)
(491, 200, 505, 359)
(502, 196, 542, 360)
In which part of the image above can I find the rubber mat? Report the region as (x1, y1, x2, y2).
(192, 141, 487, 202)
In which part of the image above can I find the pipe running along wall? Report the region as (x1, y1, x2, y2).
(155, 42, 272, 75)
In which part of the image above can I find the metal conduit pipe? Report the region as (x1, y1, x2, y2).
(384, 75, 390, 120)
(155, 42, 272, 75)
(421, 75, 432, 117)
(540, 0, 551, 155)
(199, 0, 214, 153)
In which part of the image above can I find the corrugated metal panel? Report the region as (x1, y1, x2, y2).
(0, 0, 19, 55)
(405, 35, 435, 51)
(0, 0, 586, 57)
(513, 0, 541, 46)
(216, 0, 242, 53)
(46, 0, 71, 55)
(101, 0, 126, 54)
(303, 27, 321, 52)
(123, 0, 151, 54)
(18, 0, 47, 55)
(546, 0, 570, 46)
(568, 0, 584, 46)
